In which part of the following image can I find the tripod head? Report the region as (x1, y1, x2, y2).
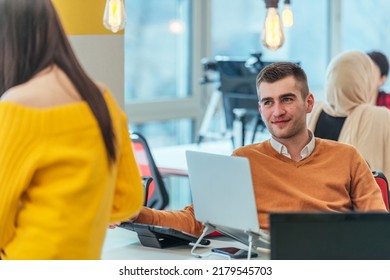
(199, 58, 219, 84)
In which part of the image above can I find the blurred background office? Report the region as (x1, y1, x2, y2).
(55, 0, 390, 210)
(122, 0, 390, 146)
(55, 0, 390, 147)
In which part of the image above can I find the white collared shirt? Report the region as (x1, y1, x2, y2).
(269, 130, 315, 161)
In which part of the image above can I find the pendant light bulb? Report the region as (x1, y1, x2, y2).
(103, 0, 126, 33)
(261, 0, 284, 51)
(282, 0, 294, 28)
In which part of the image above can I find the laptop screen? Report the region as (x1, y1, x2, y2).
(270, 212, 390, 260)
(185, 151, 259, 233)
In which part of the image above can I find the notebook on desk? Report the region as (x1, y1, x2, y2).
(185, 151, 270, 250)
(270, 212, 390, 260)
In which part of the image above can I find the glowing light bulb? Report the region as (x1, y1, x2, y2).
(261, 1, 284, 51)
(169, 20, 185, 34)
(103, 0, 126, 33)
(282, 0, 294, 28)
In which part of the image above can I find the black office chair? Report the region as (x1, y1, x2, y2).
(141, 176, 154, 206)
(131, 132, 169, 210)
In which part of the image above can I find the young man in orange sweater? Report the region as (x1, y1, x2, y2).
(131, 62, 387, 236)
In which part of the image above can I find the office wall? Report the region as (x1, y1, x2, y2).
(52, 0, 125, 108)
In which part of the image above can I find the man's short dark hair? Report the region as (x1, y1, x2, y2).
(367, 51, 389, 77)
(256, 62, 309, 98)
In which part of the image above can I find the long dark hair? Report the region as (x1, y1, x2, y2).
(0, 0, 116, 163)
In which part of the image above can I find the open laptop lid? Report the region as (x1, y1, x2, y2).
(270, 212, 390, 260)
(185, 151, 259, 233)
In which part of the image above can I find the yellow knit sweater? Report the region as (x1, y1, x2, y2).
(0, 92, 144, 259)
(136, 138, 386, 236)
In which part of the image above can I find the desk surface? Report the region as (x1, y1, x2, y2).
(152, 141, 234, 176)
(102, 227, 269, 260)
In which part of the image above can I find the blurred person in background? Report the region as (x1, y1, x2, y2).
(308, 50, 390, 179)
(367, 51, 390, 109)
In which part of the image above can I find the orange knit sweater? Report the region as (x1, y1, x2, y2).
(136, 138, 386, 236)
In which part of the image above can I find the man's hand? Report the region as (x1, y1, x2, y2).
(108, 212, 140, 229)
(108, 222, 120, 229)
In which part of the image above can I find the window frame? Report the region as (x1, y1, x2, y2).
(124, 0, 211, 136)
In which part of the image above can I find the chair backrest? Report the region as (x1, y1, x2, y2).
(131, 132, 169, 210)
(141, 176, 154, 206)
(373, 170, 389, 211)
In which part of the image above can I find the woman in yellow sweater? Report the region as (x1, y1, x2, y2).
(0, 0, 144, 259)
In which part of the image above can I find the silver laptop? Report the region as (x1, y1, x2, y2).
(185, 150, 270, 250)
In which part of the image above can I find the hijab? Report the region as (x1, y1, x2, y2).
(308, 50, 390, 178)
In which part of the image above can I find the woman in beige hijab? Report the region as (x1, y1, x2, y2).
(308, 50, 390, 179)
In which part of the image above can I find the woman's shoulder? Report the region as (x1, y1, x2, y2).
(1, 67, 83, 108)
(1, 83, 35, 105)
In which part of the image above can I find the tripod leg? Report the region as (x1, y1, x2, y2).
(197, 90, 222, 144)
(251, 117, 261, 143)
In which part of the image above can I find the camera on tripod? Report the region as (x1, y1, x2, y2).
(200, 58, 219, 85)
(198, 53, 271, 145)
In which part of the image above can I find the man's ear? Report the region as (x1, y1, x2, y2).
(258, 102, 262, 115)
(306, 93, 315, 113)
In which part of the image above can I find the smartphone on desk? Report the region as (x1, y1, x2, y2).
(211, 247, 258, 259)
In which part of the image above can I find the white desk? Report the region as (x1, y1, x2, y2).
(152, 140, 234, 176)
(102, 227, 269, 260)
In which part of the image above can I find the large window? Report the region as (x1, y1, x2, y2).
(125, 0, 191, 102)
(211, 0, 328, 99)
(125, 0, 195, 146)
(125, 0, 197, 210)
(125, 0, 390, 148)
(125, 0, 331, 146)
(125, 0, 390, 142)
(341, 0, 390, 91)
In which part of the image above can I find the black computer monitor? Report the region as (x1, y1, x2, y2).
(270, 212, 390, 260)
